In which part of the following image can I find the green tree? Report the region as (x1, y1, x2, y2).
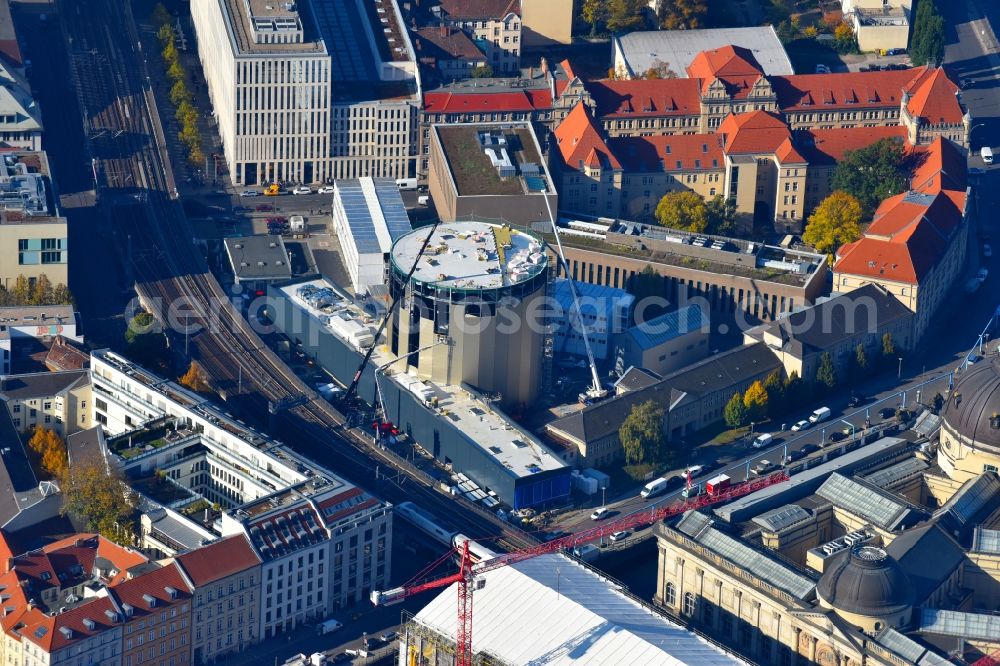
(706, 195, 737, 236)
(28, 428, 67, 478)
(156, 23, 174, 46)
(832, 21, 857, 54)
(724, 392, 748, 427)
(655, 191, 708, 232)
(471, 65, 494, 78)
(803, 191, 863, 254)
(11, 274, 30, 304)
(167, 59, 185, 82)
(162, 39, 178, 65)
(188, 144, 206, 168)
(605, 0, 647, 33)
(783, 371, 806, 410)
(659, 0, 708, 29)
(815, 352, 838, 390)
(179, 361, 212, 394)
(29, 273, 53, 305)
(852, 344, 869, 379)
(763, 370, 785, 417)
(124, 312, 166, 366)
(581, 0, 608, 36)
(151, 3, 172, 28)
(169, 79, 192, 107)
(831, 138, 909, 217)
(619, 400, 665, 467)
(59, 461, 137, 546)
(910, 0, 945, 66)
(743, 380, 769, 421)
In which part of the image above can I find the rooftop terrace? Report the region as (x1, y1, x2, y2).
(435, 124, 549, 197)
(390, 221, 547, 290)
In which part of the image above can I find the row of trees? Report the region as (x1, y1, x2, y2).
(0, 274, 73, 306)
(910, 0, 945, 67)
(654, 191, 737, 236)
(153, 5, 205, 167)
(723, 333, 899, 428)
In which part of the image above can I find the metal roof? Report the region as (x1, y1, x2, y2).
(918, 608, 1000, 642)
(223, 235, 292, 281)
(412, 552, 746, 665)
(874, 628, 950, 665)
(751, 504, 811, 533)
(613, 27, 794, 79)
(677, 512, 816, 600)
(333, 178, 412, 256)
(861, 457, 929, 489)
(626, 305, 706, 351)
(972, 527, 1000, 553)
(936, 471, 1000, 527)
(816, 473, 914, 531)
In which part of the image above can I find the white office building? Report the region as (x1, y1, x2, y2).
(332, 178, 411, 294)
(191, 0, 420, 186)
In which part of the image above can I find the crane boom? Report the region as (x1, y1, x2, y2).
(971, 648, 1000, 666)
(341, 218, 442, 406)
(372, 471, 789, 664)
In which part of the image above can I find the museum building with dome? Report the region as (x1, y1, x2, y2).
(939, 355, 1000, 482)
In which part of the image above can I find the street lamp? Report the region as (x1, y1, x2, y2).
(897, 357, 903, 380)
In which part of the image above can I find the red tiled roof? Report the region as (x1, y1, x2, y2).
(111, 563, 190, 616)
(554, 103, 621, 171)
(44, 337, 89, 372)
(587, 79, 701, 119)
(717, 111, 789, 154)
(835, 138, 967, 284)
(423, 90, 553, 114)
(687, 45, 763, 97)
(795, 126, 908, 165)
(559, 59, 578, 81)
(439, 0, 519, 19)
(19, 596, 121, 653)
(775, 137, 808, 164)
(773, 67, 925, 112)
(607, 134, 724, 173)
(246, 505, 328, 561)
(906, 68, 963, 125)
(175, 535, 260, 587)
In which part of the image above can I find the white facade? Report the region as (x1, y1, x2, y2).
(191, 0, 420, 186)
(331, 178, 411, 294)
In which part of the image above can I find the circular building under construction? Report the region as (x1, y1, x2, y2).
(387, 221, 549, 409)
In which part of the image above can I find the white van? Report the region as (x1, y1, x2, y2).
(982, 146, 993, 164)
(316, 618, 343, 635)
(395, 178, 418, 190)
(752, 433, 774, 449)
(640, 477, 669, 499)
(809, 406, 831, 424)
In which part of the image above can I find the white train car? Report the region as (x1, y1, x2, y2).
(453, 533, 498, 564)
(393, 501, 456, 548)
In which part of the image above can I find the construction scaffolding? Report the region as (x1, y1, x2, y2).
(399, 611, 515, 666)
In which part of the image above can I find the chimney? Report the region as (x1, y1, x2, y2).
(540, 57, 549, 76)
(439, 23, 447, 37)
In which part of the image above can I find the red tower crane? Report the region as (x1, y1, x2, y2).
(971, 648, 1000, 666)
(371, 471, 790, 666)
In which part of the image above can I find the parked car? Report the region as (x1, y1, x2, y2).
(885, 47, 906, 55)
(292, 186, 313, 195)
(609, 531, 629, 543)
(848, 394, 867, 408)
(380, 631, 398, 643)
(800, 443, 822, 456)
(318, 186, 336, 194)
(791, 420, 811, 432)
(684, 464, 705, 478)
(752, 460, 779, 476)
(784, 449, 806, 464)
(978, 267, 989, 282)
(590, 507, 610, 521)
(240, 189, 259, 197)
(879, 407, 897, 420)
(331, 653, 352, 663)
(829, 431, 847, 443)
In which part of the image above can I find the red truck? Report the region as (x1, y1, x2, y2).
(705, 474, 732, 495)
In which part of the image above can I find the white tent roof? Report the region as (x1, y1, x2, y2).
(412, 553, 745, 665)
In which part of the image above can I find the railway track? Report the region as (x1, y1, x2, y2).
(60, 0, 533, 553)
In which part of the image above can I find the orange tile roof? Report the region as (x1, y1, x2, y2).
(554, 102, 621, 171)
(608, 133, 724, 173)
(774, 67, 924, 112)
(19, 596, 121, 653)
(906, 68, 964, 125)
(717, 110, 790, 154)
(175, 535, 260, 587)
(796, 126, 908, 165)
(587, 79, 701, 119)
(110, 562, 190, 617)
(835, 138, 967, 285)
(775, 137, 808, 164)
(686, 45, 764, 97)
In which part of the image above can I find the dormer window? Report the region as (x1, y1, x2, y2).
(165, 586, 178, 600)
(122, 603, 133, 617)
(143, 593, 156, 608)
(990, 413, 1000, 430)
(82, 618, 95, 631)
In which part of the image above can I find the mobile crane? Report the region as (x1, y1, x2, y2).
(371, 471, 790, 666)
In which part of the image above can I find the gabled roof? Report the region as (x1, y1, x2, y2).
(18, 596, 121, 653)
(886, 523, 965, 603)
(175, 535, 260, 587)
(414, 26, 485, 63)
(423, 88, 560, 114)
(905, 67, 964, 125)
(438, 0, 519, 20)
(773, 68, 923, 112)
(0, 371, 89, 401)
(607, 133, 724, 173)
(911, 137, 967, 193)
(554, 103, 621, 171)
(717, 110, 789, 154)
(110, 562, 190, 617)
(587, 79, 701, 119)
(794, 126, 908, 166)
(686, 45, 764, 95)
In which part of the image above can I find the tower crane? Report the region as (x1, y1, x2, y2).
(371, 471, 790, 666)
(971, 648, 1000, 666)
